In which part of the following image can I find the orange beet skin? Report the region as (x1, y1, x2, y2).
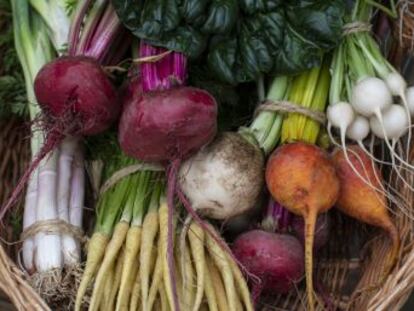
(331, 146, 399, 280)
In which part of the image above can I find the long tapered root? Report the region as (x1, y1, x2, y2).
(75, 232, 109, 311)
(130, 266, 142, 311)
(107, 247, 125, 310)
(188, 221, 205, 311)
(204, 259, 218, 311)
(206, 232, 237, 311)
(116, 226, 141, 311)
(88, 222, 129, 311)
(140, 211, 159, 311)
(146, 237, 163, 311)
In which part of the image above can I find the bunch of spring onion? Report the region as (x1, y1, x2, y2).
(11, 0, 85, 298)
(10, 0, 127, 304)
(326, 0, 414, 214)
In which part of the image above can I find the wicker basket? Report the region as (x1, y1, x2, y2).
(2, 14, 414, 307)
(1, 121, 414, 311)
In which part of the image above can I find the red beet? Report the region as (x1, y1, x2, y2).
(118, 86, 217, 163)
(34, 56, 119, 135)
(232, 229, 304, 299)
(0, 56, 119, 219)
(291, 213, 330, 252)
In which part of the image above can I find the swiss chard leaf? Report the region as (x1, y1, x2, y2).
(112, 0, 345, 84)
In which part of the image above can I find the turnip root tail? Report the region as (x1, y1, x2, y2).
(166, 159, 180, 311)
(305, 209, 317, 311)
(0, 130, 63, 220)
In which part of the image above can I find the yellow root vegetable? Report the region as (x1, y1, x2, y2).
(159, 283, 168, 311)
(207, 257, 229, 311)
(140, 210, 159, 311)
(130, 267, 141, 311)
(227, 253, 254, 311)
(159, 201, 177, 311)
(103, 260, 115, 308)
(204, 258, 218, 311)
(116, 226, 142, 311)
(147, 240, 163, 311)
(107, 247, 125, 310)
(182, 241, 195, 310)
(75, 232, 109, 311)
(188, 221, 205, 311)
(206, 231, 237, 311)
(89, 222, 129, 311)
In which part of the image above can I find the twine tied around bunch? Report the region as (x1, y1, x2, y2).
(256, 100, 326, 124)
(20, 219, 86, 244)
(342, 21, 372, 36)
(99, 162, 164, 195)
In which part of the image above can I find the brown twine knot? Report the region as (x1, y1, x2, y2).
(20, 219, 86, 244)
(99, 162, 164, 195)
(342, 21, 372, 36)
(256, 100, 326, 124)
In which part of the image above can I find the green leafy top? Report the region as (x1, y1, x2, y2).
(0, 0, 27, 119)
(112, 0, 346, 84)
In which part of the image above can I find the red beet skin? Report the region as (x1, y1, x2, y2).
(34, 56, 119, 135)
(118, 86, 217, 162)
(232, 230, 304, 294)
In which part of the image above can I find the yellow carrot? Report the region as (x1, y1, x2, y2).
(207, 257, 229, 311)
(182, 240, 195, 310)
(140, 209, 159, 311)
(116, 226, 142, 311)
(130, 263, 141, 311)
(188, 221, 205, 311)
(103, 259, 115, 308)
(159, 200, 176, 311)
(89, 221, 129, 311)
(227, 253, 254, 311)
(204, 257, 218, 311)
(159, 283, 168, 311)
(206, 231, 237, 311)
(147, 238, 163, 311)
(107, 247, 125, 310)
(75, 232, 109, 311)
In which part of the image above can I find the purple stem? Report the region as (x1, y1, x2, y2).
(266, 198, 292, 233)
(84, 6, 123, 62)
(139, 42, 187, 92)
(68, 0, 93, 56)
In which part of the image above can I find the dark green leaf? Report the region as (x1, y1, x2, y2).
(112, 0, 345, 84)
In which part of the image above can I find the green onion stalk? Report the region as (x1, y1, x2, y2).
(247, 63, 330, 156)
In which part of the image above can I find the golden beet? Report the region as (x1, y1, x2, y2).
(266, 142, 339, 311)
(332, 146, 399, 280)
